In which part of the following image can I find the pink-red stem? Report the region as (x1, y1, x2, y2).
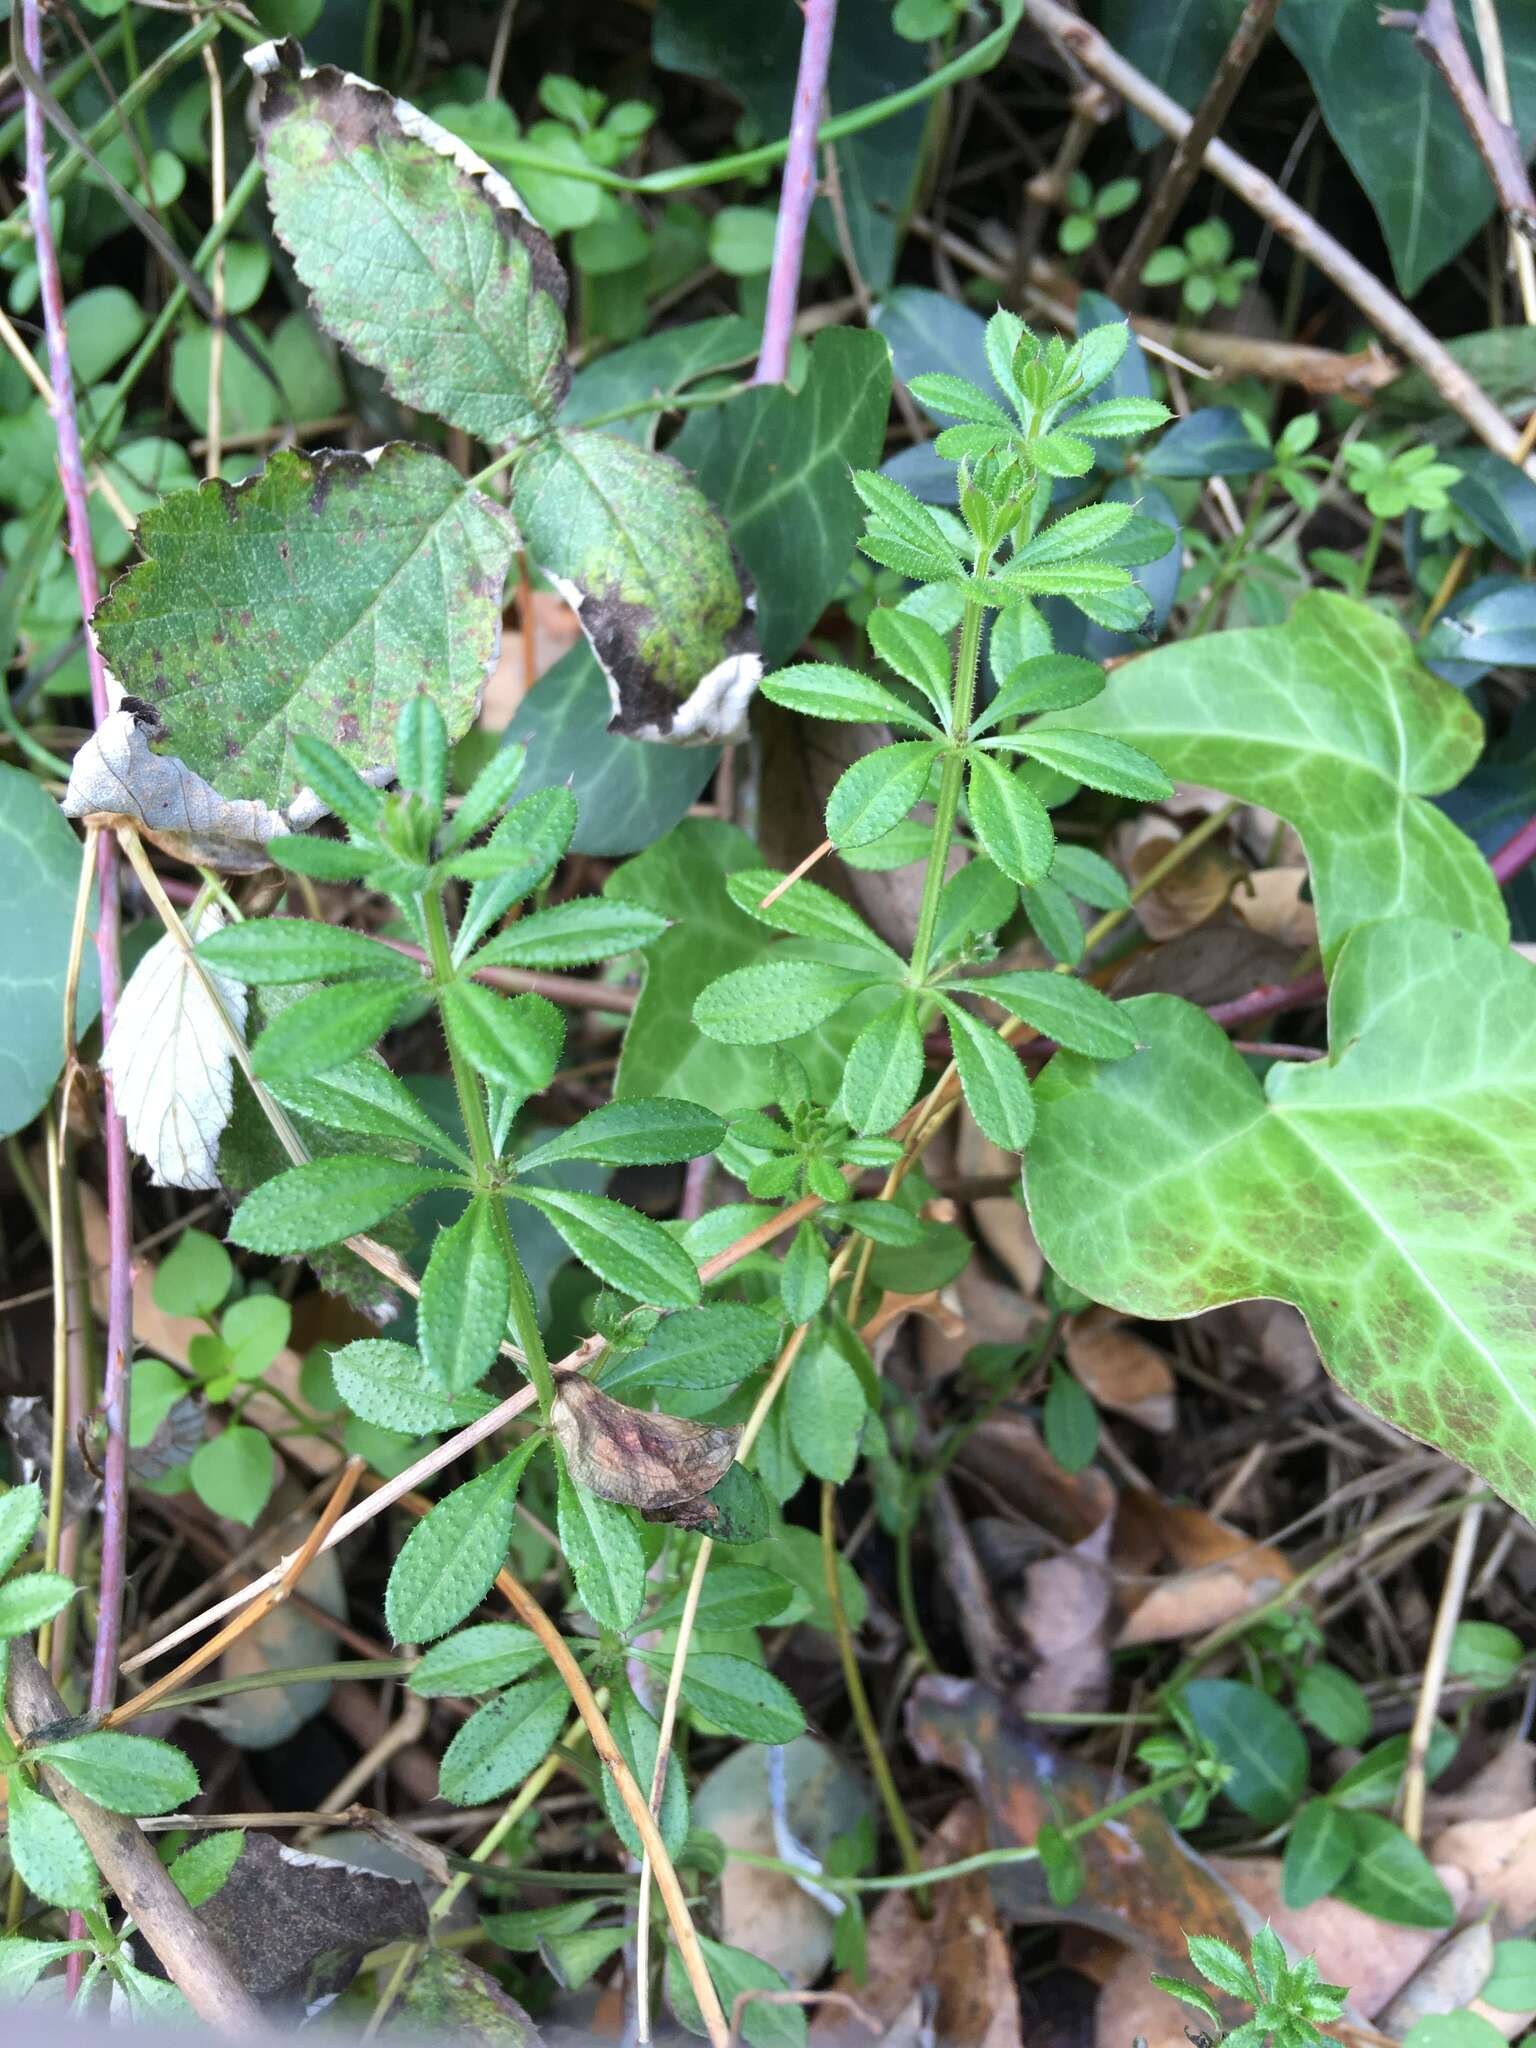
(22, 0, 132, 1718)
(753, 0, 840, 384)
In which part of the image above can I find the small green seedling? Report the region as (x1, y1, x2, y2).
(1142, 218, 1258, 316)
(1154, 1928, 1348, 2048)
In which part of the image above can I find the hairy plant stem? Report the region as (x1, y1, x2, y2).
(908, 570, 993, 988)
(420, 889, 555, 1421)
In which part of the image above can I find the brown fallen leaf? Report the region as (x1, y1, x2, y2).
(551, 1374, 737, 1511)
(917, 1264, 1040, 1383)
(1014, 1505, 1113, 1717)
(1110, 913, 1300, 1008)
(1430, 1805, 1536, 1930)
(1232, 866, 1319, 950)
(953, 1115, 1042, 1296)
(1378, 1924, 1495, 2037)
(812, 1800, 1022, 2048)
(1211, 1856, 1472, 2020)
(480, 589, 581, 729)
(956, 1412, 1111, 1545)
(1065, 1310, 1177, 1433)
(859, 1288, 965, 1354)
(1423, 1737, 1536, 1829)
(1125, 826, 1244, 941)
(905, 1676, 1256, 1977)
(1115, 1490, 1293, 1647)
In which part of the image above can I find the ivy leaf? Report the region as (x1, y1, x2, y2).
(34, 1732, 198, 1816)
(1026, 920, 1536, 1519)
(0, 765, 99, 1141)
(1032, 591, 1506, 965)
(438, 1674, 569, 1804)
(228, 1157, 458, 1254)
(250, 42, 570, 440)
(93, 445, 516, 811)
(671, 328, 893, 664)
(556, 1458, 646, 1632)
(512, 431, 759, 745)
(509, 1185, 701, 1307)
(385, 1442, 541, 1643)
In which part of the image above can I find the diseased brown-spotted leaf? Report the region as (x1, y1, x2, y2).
(389, 1950, 547, 2045)
(512, 430, 760, 745)
(92, 445, 516, 810)
(552, 1373, 738, 1511)
(249, 39, 570, 443)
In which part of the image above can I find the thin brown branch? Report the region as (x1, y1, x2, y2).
(1021, 0, 1530, 467)
(1382, 0, 1536, 244)
(1106, 0, 1285, 302)
(7, 1641, 262, 2030)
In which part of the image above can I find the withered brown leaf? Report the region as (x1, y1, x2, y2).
(551, 1374, 738, 1512)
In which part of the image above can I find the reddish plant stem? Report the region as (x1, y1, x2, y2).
(1490, 812, 1536, 883)
(753, 0, 840, 384)
(22, 0, 131, 1715)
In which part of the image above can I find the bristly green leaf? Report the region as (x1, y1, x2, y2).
(952, 971, 1137, 1059)
(599, 1304, 782, 1395)
(440, 983, 564, 1099)
(969, 654, 1106, 733)
(93, 446, 516, 811)
(990, 728, 1172, 802)
(438, 1674, 569, 1805)
(1013, 503, 1133, 566)
(1042, 1361, 1098, 1471)
(839, 996, 925, 1134)
(331, 1338, 492, 1434)
(169, 1830, 245, 1909)
(937, 996, 1035, 1151)
(517, 1098, 726, 1172)
(693, 959, 874, 1045)
(33, 1732, 199, 1816)
(0, 1573, 76, 1640)
(439, 742, 527, 857)
(200, 918, 422, 987)
(825, 741, 940, 849)
(385, 1441, 542, 1644)
(397, 694, 449, 813)
(867, 607, 955, 730)
(651, 1650, 806, 1746)
(780, 1220, 829, 1323)
(252, 46, 570, 441)
(1185, 1934, 1259, 2003)
(270, 1056, 472, 1166)
(419, 1197, 511, 1395)
(786, 1334, 867, 1483)
(556, 1458, 646, 1633)
(409, 1623, 546, 1696)
(0, 1481, 43, 1580)
(760, 661, 942, 737)
(965, 750, 1055, 886)
(904, 372, 1013, 427)
(452, 785, 579, 962)
(249, 979, 412, 1086)
(509, 1186, 701, 1307)
(1151, 1977, 1223, 2029)
(470, 900, 668, 971)
(6, 1778, 97, 1910)
(228, 1157, 457, 1254)
(725, 871, 904, 969)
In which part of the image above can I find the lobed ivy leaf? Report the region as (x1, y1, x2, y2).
(1032, 591, 1506, 965)
(1026, 920, 1536, 1520)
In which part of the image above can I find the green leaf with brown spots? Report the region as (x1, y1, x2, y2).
(1025, 919, 1536, 1519)
(92, 444, 516, 810)
(249, 41, 570, 443)
(511, 430, 759, 744)
(1032, 591, 1506, 966)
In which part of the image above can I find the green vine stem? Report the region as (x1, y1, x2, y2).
(908, 561, 993, 988)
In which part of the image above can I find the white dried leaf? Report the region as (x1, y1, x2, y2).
(104, 903, 246, 1190)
